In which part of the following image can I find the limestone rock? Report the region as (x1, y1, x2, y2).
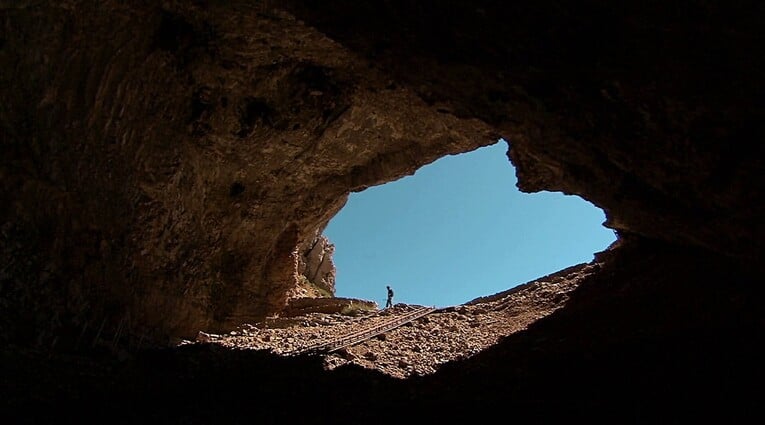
(296, 231, 337, 297)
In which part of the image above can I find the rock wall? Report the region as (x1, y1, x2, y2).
(283, 0, 765, 264)
(2, 0, 763, 348)
(2, 2, 764, 422)
(296, 232, 336, 298)
(0, 1, 495, 345)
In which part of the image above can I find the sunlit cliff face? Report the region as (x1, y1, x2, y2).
(1, 0, 763, 349)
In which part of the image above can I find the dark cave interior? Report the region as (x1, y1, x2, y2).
(1, 1, 764, 423)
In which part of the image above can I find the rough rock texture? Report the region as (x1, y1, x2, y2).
(2, 239, 763, 424)
(295, 231, 336, 297)
(0, 1, 495, 344)
(194, 261, 596, 379)
(282, 0, 765, 264)
(1, 1, 765, 423)
(3, 0, 761, 348)
(279, 295, 377, 317)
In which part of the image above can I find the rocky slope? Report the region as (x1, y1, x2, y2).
(189, 261, 597, 379)
(2, 239, 762, 424)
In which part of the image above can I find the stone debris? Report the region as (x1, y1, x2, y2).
(195, 331, 213, 343)
(190, 263, 597, 379)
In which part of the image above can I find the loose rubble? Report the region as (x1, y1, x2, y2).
(183, 263, 598, 379)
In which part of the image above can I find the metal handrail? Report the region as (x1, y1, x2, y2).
(325, 307, 435, 352)
(290, 306, 436, 355)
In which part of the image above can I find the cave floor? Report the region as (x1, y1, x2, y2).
(2, 240, 764, 424)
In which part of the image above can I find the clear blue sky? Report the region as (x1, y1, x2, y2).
(324, 139, 616, 309)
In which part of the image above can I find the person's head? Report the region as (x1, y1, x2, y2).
(387, 286, 390, 289)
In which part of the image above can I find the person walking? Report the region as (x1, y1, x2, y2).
(385, 285, 394, 308)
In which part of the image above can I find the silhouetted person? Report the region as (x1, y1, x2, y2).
(386, 285, 394, 308)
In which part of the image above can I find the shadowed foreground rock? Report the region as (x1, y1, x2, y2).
(2, 240, 763, 424)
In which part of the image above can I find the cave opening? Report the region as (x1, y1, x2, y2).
(324, 139, 617, 308)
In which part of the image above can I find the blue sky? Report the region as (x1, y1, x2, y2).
(324, 139, 616, 308)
